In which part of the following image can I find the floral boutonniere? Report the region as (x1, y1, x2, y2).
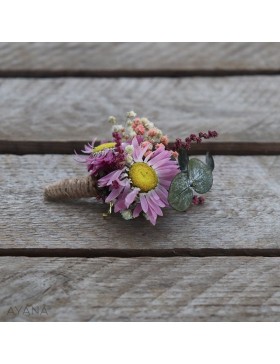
(44, 111, 217, 225)
(76, 111, 218, 225)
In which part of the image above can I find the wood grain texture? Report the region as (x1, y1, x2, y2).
(1, 155, 279, 250)
(0, 76, 280, 142)
(1, 256, 280, 321)
(1, 43, 280, 71)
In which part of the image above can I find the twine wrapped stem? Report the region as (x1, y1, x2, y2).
(44, 175, 98, 201)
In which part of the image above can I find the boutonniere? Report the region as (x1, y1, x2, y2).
(44, 111, 218, 225)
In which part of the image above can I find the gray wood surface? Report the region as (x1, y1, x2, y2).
(1, 42, 280, 322)
(1, 256, 280, 321)
(0, 76, 279, 142)
(0, 43, 280, 71)
(1, 155, 279, 250)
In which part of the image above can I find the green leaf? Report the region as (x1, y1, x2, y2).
(178, 148, 189, 172)
(205, 152, 215, 171)
(168, 172, 193, 211)
(188, 158, 213, 194)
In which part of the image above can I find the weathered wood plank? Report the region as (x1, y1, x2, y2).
(1, 155, 279, 250)
(1, 256, 280, 321)
(0, 43, 280, 72)
(0, 76, 280, 143)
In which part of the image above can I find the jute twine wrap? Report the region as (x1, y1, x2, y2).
(44, 175, 98, 201)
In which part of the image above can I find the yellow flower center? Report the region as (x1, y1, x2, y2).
(93, 142, 116, 153)
(129, 162, 158, 192)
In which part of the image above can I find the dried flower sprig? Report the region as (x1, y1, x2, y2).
(174, 130, 218, 151)
(44, 111, 218, 226)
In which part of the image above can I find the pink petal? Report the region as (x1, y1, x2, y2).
(114, 183, 131, 212)
(132, 137, 139, 148)
(157, 183, 168, 196)
(140, 194, 149, 213)
(147, 194, 163, 216)
(156, 163, 179, 171)
(155, 186, 168, 205)
(133, 203, 143, 218)
(157, 170, 177, 178)
(133, 146, 141, 161)
(107, 169, 124, 184)
(144, 147, 164, 163)
(114, 199, 127, 213)
(147, 153, 166, 166)
(158, 179, 171, 188)
(125, 188, 140, 208)
(150, 190, 165, 207)
(98, 169, 123, 187)
(150, 189, 160, 200)
(134, 144, 150, 162)
(146, 206, 157, 225)
(105, 185, 124, 203)
(150, 158, 171, 169)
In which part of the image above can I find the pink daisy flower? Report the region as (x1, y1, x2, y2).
(77, 139, 124, 177)
(98, 137, 179, 225)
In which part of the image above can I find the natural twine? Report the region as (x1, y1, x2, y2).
(44, 175, 98, 201)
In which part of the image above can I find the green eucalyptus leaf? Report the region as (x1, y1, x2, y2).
(168, 172, 193, 212)
(188, 158, 213, 194)
(178, 148, 189, 172)
(205, 152, 215, 171)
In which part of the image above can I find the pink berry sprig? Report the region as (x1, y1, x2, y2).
(174, 130, 218, 151)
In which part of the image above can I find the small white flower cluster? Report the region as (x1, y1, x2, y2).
(139, 117, 154, 130)
(108, 111, 167, 147)
(111, 124, 124, 133)
(124, 145, 134, 165)
(121, 209, 133, 220)
(108, 116, 117, 124)
(127, 111, 137, 119)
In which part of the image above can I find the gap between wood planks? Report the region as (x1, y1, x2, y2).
(1, 248, 280, 258)
(1, 69, 280, 78)
(1, 141, 280, 155)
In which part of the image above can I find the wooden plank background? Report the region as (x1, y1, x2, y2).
(1, 42, 280, 321)
(0, 43, 280, 73)
(0, 155, 279, 250)
(2, 257, 280, 322)
(0, 77, 279, 143)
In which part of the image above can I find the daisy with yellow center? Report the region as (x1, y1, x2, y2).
(98, 137, 179, 225)
(129, 162, 158, 192)
(79, 140, 121, 177)
(92, 142, 116, 154)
